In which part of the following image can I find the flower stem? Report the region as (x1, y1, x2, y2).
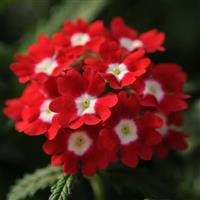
(87, 174, 107, 200)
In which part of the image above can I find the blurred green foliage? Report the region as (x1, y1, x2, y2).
(0, 0, 200, 199)
(7, 165, 63, 200)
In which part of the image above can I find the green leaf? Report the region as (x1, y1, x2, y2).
(7, 165, 63, 200)
(49, 174, 77, 200)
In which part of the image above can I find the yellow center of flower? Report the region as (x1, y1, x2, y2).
(68, 131, 92, 156)
(115, 119, 138, 145)
(121, 124, 130, 136)
(112, 67, 121, 75)
(75, 93, 97, 116)
(75, 135, 86, 148)
(82, 98, 90, 109)
(148, 84, 158, 94)
(107, 63, 129, 82)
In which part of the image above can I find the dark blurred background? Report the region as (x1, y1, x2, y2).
(0, 0, 200, 199)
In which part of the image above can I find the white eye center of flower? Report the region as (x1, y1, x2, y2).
(114, 119, 138, 145)
(68, 131, 92, 156)
(155, 113, 168, 136)
(39, 100, 56, 123)
(143, 80, 164, 102)
(107, 63, 129, 81)
(75, 93, 97, 116)
(120, 38, 143, 51)
(70, 32, 90, 47)
(35, 57, 58, 75)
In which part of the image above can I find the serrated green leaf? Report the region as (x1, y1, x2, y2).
(49, 174, 77, 200)
(7, 165, 63, 200)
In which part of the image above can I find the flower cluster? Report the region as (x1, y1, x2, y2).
(4, 17, 189, 176)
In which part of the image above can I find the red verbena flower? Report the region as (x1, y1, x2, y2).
(43, 126, 111, 176)
(10, 35, 69, 83)
(4, 17, 189, 176)
(131, 63, 189, 114)
(52, 19, 110, 55)
(153, 112, 188, 158)
(98, 92, 162, 167)
(62, 19, 109, 47)
(111, 17, 165, 53)
(4, 80, 61, 139)
(85, 42, 150, 89)
(50, 69, 118, 129)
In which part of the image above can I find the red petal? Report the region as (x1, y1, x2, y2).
(51, 154, 65, 165)
(46, 115, 61, 140)
(97, 93, 118, 107)
(69, 117, 84, 129)
(98, 128, 119, 151)
(121, 146, 138, 168)
(82, 161, 97, 176)
(84, 70, 105, 96)
(123, 50, 145, 65)
(160, 94, 188, 113)
(121, 72, 136, 86)
(137, 144, 152, 160)
(23, 119, 48, 135)
(57, 69, 84, 97)
(138, 112, 163, 129)
(96, 106, 111, 122)
(111, 17, 137, 40)
(143, 130, 162, 146)
(82, 114, 101, 125)
(140, 29, 165, 53)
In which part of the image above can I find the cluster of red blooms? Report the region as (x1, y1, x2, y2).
(4, 17, 189, 176)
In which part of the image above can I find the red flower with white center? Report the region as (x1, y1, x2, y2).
(4, 17, 190, 176)
(4, 80, 61, 139)
(10, 35, 69, 83)
(50, 19, 111, 73)
(4, 82, 46, 125)
(98, 92, 162, 167)
(43, 126, 109, 176)
(131, 63, 189, 114)
(50, 69, 118, 129)
(51, 19, 109, 57)
(85, 42, 150, 89)
(153, 112, 188, 158)
(111, 17, 165, 53)
(61, 18, 109, 48)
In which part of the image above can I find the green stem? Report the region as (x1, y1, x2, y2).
(87, 174, 107, 200)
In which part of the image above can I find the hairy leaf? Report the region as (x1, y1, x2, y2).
(49, 174, 77, 200)
(7, 165, 63, 200)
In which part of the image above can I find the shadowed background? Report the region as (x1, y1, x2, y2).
(0, 0, 200, 199)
